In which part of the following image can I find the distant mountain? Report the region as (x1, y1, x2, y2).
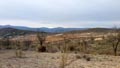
(0, 25, 119, 38)
(80, 28, 112, 32)
(0, 27, 36, 38)
(0, 25, 118, 34)
(0, 25, 32, 30)
(0, 25, 86, 33)
(66, 28, 120, 34)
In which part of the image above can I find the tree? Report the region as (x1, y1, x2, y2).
(107, 28, 120, 56)
(89, 35, 95, 44)
(2, 37, 11, 49)
(60, 35, 70, 68)
(21, 40, 32, 50)
(77, 38, 89, 53)
(0, 39, 3, 49)
(36, 31, 47, 52)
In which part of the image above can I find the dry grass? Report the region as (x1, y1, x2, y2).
(0, 50, 120, 68)
(1, 31, 120, 68)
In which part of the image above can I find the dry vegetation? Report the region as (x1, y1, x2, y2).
(0, 28, 120, 68)
(0, 51, 120, 68)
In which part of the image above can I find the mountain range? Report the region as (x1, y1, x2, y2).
(0, 25, 119, 38)
(0, 25, 86, 33)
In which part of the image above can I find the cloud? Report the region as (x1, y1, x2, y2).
(0, 0, 119, 27)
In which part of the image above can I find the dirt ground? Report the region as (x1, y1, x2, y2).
(0, 50, 120, 68)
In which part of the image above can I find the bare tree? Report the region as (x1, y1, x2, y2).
(22, 40, 32, 50)
(78, 39, 89, 53)
(107, 28, 120, 56)
(36, 31, 47, 52)
(89, 35, 95, 44)
(60, 35, 71, 68)
(1, 37, 11, 49)
(0, 39, 3, 50)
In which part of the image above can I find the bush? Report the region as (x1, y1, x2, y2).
(36, 44, 46, 52)
(15, 49, 24, 58)
(76, 55, 81, 59)
(83, 55, 91, 61)
(14, 40, 25, 58)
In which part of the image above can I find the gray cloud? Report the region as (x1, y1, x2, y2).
(0, 0, 120, 27)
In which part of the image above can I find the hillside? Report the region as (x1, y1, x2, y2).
(0, 28, 36, 38)
(66, 28, 120, 34)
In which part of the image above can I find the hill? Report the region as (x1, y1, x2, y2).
(0, 25, 86, 33)
(0, 28, 36, 38)
(66, 28, 120, 34)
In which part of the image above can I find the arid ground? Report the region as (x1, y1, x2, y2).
(0, 50, 120, 68)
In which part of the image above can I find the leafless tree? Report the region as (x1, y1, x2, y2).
(107, 27, 120, 56)
(0, 39, 3, 50)
(36, 31, 47, 52)
(22, 40, 32, 50)
(78, 39, 89, 53)
(1, 37, 11, 49)
(59, 35, 70, 68)
(89, 35, 95, 44)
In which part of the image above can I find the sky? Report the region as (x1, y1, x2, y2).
(0, 0, 120, 28)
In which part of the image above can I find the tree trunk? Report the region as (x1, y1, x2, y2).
(114, 48, 117, 56)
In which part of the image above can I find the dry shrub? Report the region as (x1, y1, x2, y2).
(76, 54, 82, 59)
(83, 55, 91, 61)
(59, 35, 70, 68)
(60, 53, 68, 68)
(14, 40, 25, 58)
(15, 49, 24, 58)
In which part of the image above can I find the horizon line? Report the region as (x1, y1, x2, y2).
(0, 24, 118, 29)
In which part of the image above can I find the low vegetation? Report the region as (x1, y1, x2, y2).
(0, 28, 120, 68)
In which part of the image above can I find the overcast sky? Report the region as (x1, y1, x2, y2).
(0, 0, 120, 28)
